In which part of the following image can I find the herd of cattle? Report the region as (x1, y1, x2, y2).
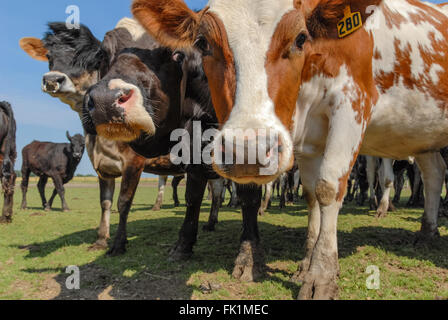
(1, 0, 448, 299)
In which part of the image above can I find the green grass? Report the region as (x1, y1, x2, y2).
(0, 178, 447, 300)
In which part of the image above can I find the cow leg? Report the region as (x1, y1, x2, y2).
(1, 173, 16, 224)
(298, 111, 366, 300)
(366, 156, 377, 210)
(393, 168, 405, 205)
(291, 157, 321, 283)
(279, 174, 287, 208)
(51, 176, 69, 212)
(228, 181, 239, 208)
(20, 166, 31, 210)
(152, 175, 167, 211)
(107, 165, 143, 256)
(443, 171, 448, 204)
(90, 178, 115, 250)
(37, 176, 49, 210)
(47, 189, 58, 209)
(294, 170, 301, 203)
(376, 159, 394, 218)
(169, 172, 207, 261)
(172, 175, 183, 207)
(287, 173, 294, 205)
(345, 177, 353, 202)
(203, 178, 224, 232)
(414, 152, 445, 242)
(258, 182, 273, 216)
(408, 164, 422, 207)
(232, 184, 264, 282)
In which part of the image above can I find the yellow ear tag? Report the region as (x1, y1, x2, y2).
(337, 6, 363, 38)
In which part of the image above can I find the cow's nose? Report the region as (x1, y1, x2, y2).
(84, 86, 126, 125)
(116, 89, 134, 107)
(221, 133, 280, 161)
(215, 132, 284, 181)
(42, 74, 66, 93)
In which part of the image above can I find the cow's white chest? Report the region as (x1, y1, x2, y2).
(292, 67, 364, 162)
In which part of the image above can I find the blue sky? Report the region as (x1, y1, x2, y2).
(0, 0, 444, 175)
(0, 0, 207, 175)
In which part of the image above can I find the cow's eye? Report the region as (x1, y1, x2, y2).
(194, 36, 212, 56)
(295, 32, 308, 50)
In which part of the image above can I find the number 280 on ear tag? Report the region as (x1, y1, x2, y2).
(337, 6, 363, 38)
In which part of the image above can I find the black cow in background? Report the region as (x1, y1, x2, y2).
(21, 132, 85, 212)
(0, 102, 17, 223)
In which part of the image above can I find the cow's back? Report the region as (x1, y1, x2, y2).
(362, 0, 448, 159)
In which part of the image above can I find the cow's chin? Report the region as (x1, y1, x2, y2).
(212, 152, 295, 185)
(211, 163, 281, 186)
(95, 113, 156, 142)
(96, 123, 142, 142)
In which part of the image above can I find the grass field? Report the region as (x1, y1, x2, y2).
(0, 177, 447, 300)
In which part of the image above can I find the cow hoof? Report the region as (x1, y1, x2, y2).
(44, 207, 51, 212)
(168, 244, 193, 261)
(107, 244, 127, 257)
(88, 240, 108, 251)
(414, 230, 440, 247)
(258, 209, 265, 216)
(63, 209, 70, 213)
(298, 277, 339, 300)
(173, 202, 180, 208)
(232, 241, 265, 282)
(375, 209, 387, 219)
(388, 202, 396, 212)
(202, 223, 216, 232)
(152, 206, 161, 211)
(291, 258, 312, 284)
(0, 216, 12, 224)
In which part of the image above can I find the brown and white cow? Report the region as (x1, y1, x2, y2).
(133, 0, 448, 299)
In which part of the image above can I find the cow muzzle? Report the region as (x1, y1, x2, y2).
(84, 79, 156, 142)
(212, 129, 293, 185)
(42, 72, 75, 94)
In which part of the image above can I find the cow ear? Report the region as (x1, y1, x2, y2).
(132, 0, 200, 49)
(19, 37, 49, 61)
(305, 0, 381, 39)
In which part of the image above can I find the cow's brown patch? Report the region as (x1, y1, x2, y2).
(199, 12, 236, 124)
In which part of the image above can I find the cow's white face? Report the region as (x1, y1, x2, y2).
(205, 0, 296, 184)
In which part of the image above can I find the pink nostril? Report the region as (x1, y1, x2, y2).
(118, 90, 133, 105)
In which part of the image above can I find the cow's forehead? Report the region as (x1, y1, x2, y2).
(208, 0, 295, 50)
(207, 0, 295, 110)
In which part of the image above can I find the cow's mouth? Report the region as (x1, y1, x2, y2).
(96, 122, 142, 142)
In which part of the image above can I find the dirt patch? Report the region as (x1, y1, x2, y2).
(43, 264, 191, 300)
(36, 274, 61, 300)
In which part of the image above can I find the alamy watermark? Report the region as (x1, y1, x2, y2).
(65, 5, 80, 30)
(366, 265, 380, 290)
(169, 122, 281, 176)
(65, 265, 80, 290)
